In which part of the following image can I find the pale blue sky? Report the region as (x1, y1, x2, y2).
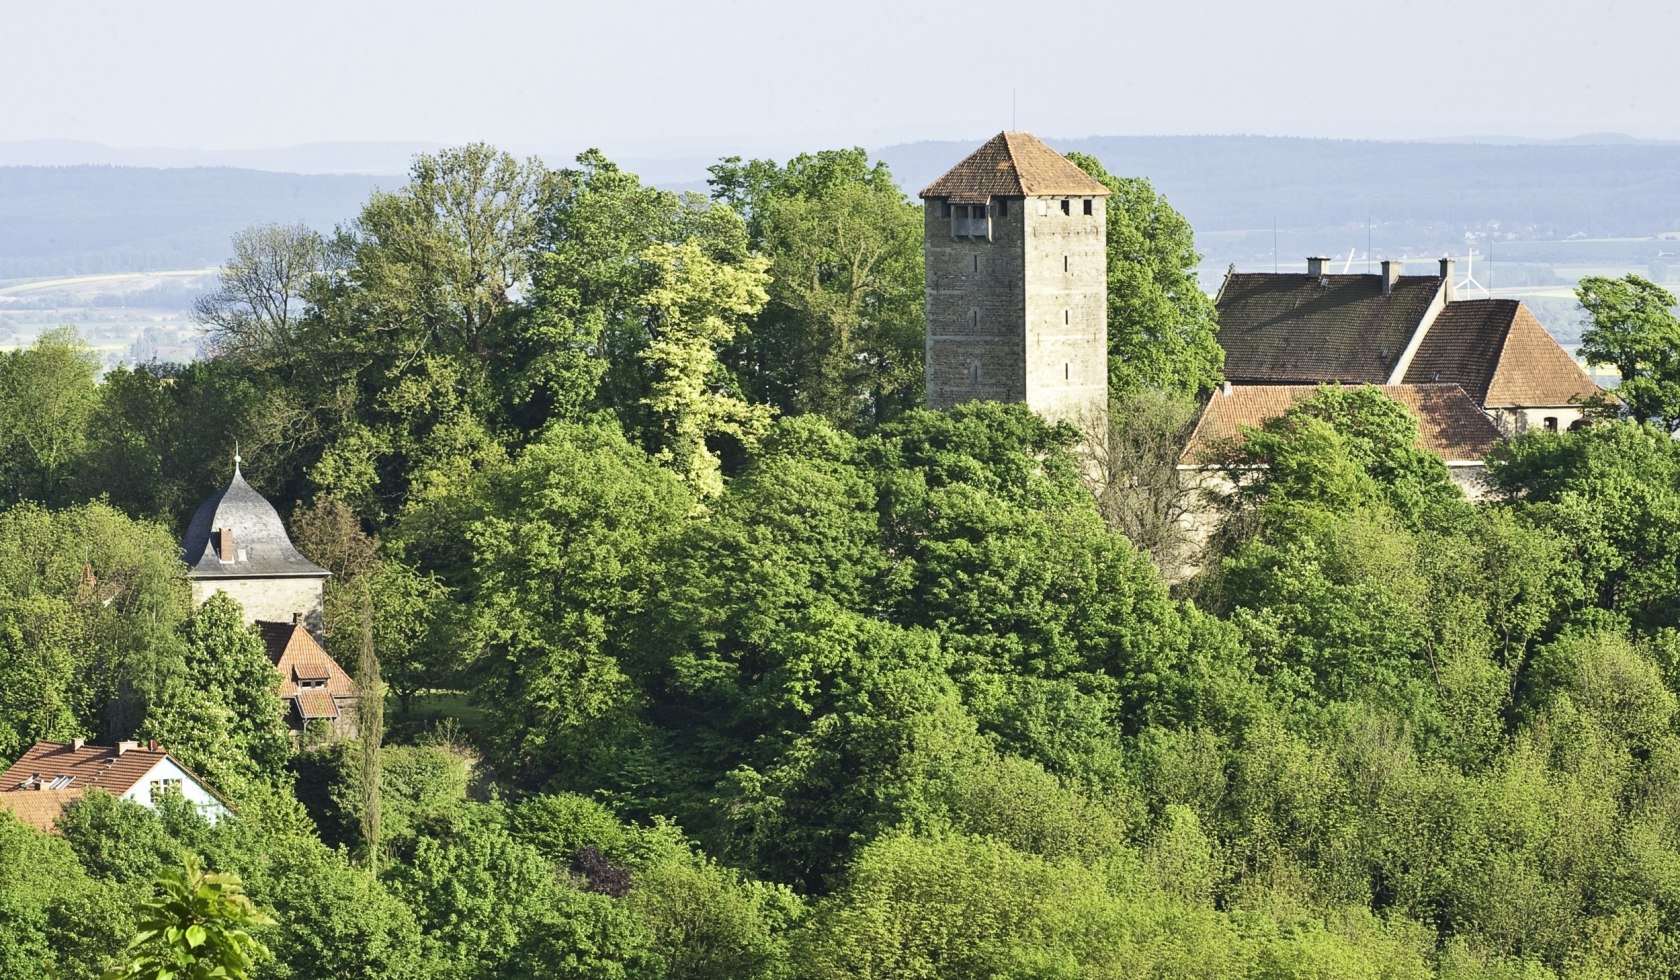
(4, 0, 1674, 156)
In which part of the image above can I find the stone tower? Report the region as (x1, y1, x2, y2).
(919, 131, 1110, 428)
(182, 462, 329, 638)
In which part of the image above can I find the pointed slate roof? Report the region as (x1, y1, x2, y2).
(1404, 300, 1603, 408)
(182, 465, 329, 580)
(1181, 384, 1503, 466)
(919, 132, 1111, 203)
(1215, 272, 1446, 385)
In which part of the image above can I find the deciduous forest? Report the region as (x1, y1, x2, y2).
(3, 144, 1680, 978)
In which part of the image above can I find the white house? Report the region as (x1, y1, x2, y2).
(0, 739, 231, 832)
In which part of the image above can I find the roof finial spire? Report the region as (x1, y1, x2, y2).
(234, 441, 242, 477)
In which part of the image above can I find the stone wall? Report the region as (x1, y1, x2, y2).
(923, 194, 1107, 428)
(1022, 196, 1108, 427)
(924, 199, 1028, 409)
(192, 576, 326, 640)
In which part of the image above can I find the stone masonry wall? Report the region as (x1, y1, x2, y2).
(1022, 196, 1108, 428)
(192, 576, 326, 640)
(924, 199, 1027, 409)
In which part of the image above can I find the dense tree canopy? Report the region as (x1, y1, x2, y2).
(0, 142, 1676, 978)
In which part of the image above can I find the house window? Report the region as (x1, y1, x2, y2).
(1083, 199, 1093, 216)
(1060, 199, 1071, 215)
(1544, 416, 1559, 432)
(149, 778, 182, 804)
(997, 198, 1008, 217)
(1037, 199, 1048, 216)
(941, 202, 952, 218)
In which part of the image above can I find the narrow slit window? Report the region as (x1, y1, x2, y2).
(1064, 362, 1070, 380)
(968, 362, 981, 382)
(969, 309, 979, 329)
(973, 254, 979, 272)
(1064, 309, 1070, 325)
(1064, 254, 1069, 273)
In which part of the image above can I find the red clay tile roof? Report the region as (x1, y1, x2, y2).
(295, 690, 340, 719)
(258, 619, 359, 702)
(0, 789, 84, 832)
(1404, 300, 1603, 408)
(1215, 272, 1445, 385)
(919, 132, 1111, 203)
(1181, 384, 1503, 465)
(1, 741, 172, 797)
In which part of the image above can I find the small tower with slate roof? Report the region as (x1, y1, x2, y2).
(182, 459, 330, 638)
(919, 131, 1110, 429)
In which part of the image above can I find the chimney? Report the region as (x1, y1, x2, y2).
(71, 738, 85, 751)
(147, 739, 159, 752)
(1381, 259, 1403, 295)
(1305, 256, 1331, 277)
(1439, 257, 1456, 303)
(1221, 381, 1234, 397)
(217, 528, 235, 562)
(116, 740, 138, 756)
(293, 611, 303, 626)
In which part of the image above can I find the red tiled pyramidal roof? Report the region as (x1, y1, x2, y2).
(919, 132, 1111, 203)
(1181, 383, 1503, 465)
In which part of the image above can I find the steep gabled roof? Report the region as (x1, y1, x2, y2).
(182, 466, 330, 580)
(1, 741, 172, 797)
(1405, 300, 1603, 408)
(1181, 383, 1503, 466)
(0, 740, 231, 828)
(1215, 272, 1444, 385)
(258, 618, 359, 704)
(919, 132, 1111, 203)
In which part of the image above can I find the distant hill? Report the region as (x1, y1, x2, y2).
(0, 166, 391, 279)
(9, 135, 1680, 281)
(876, 135, 1680, 240)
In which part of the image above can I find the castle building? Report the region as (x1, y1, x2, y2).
(1213, 258, 1604, 436)
(919, 132, 1111, 428)
(182, 461, 330, 637)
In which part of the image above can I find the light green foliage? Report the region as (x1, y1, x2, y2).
(1065, 152, 1224, 397)
(138, 592, 291, 801)
(1576, 274, 1680, 428)
(710, 149, 925, 428)
(0, 809, 131, 978)
(1491, 420, 1680, 630)
(638, 239, 773, 498)
(0, 326, 101, 501)
(798, 831, 1431, 979)
(459, 422, 695, 786)
(0, 501, 190, 758)
(104, 853, 274, 980)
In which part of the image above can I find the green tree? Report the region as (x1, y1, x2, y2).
(1577, 274, 1680, 428)
(104, 853, 275, 980)
(638, 240, 773, 498)
(1065, 153, 1223, 397)
(0, 327, 101, 502)
(711, 149, 925, 428)
(138, 592, 290, 800)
